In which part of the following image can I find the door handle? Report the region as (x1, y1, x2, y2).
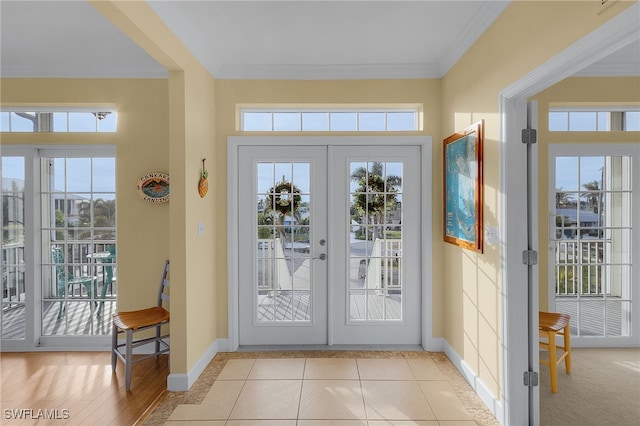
(313, 253, 326, 261)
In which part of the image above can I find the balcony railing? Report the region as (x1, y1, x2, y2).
(555, 239, 608, 295)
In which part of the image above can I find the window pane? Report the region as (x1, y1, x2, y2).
(549, 112, 567, 131)
(92, 158, 116, 192)
(580, 156, 604, 188)
(387, 112, 416, 131)
(53, 113, 68, 132)
(69, 113, 96, 132)
(273, 112, 300, 131)
(243, 112, 272, 131)
(330, 112, 357, 131)
(66, 158, 92, 192)
(302, 112, 329, 131)
(555, 157, 578, 191)
(1, 112, 10, 132)
(569, 112, 597, 131)
(2, 157, 25, 191)
(97, 112, 117, 132)
(624, 111, 640, 131)
(359, 112, 385, 131)
(11, 112, 36, 132)
(597, 112, 610, 131)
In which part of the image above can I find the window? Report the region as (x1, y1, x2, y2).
(1, 109, 117, 132)
(240, 106, 421, 132)
(549, 107, 640, 132)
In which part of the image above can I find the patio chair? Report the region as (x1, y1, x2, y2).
(111, 260, 170, 391)
(52, 247, 96, 318)
(96, 245, 116, 316)
(539, 311, 572, 393)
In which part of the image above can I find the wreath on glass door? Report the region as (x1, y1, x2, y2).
(267, 179, 302, 216)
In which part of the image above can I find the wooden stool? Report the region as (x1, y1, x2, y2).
(539, 311, 571, 393)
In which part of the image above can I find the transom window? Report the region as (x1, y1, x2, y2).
(549, 107, 640, 132)
(1, 109, 117, 133)
(240, 106, 421, 132)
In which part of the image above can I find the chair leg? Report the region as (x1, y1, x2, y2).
(96, 281, 110, 316)
(111, 322, 118, 372)
(547, 330, 559, 394)
(155, 325, 161, 359)
(125, 329, 133, 392)
(563, 324, 572, 374)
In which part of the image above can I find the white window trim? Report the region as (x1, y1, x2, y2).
(239, 105, 423, 132)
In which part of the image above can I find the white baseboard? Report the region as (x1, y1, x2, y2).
(422, 336, 444, 351)
(167, 338, 229, 391)
(443, 340, 504, 425)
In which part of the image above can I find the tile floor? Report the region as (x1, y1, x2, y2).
(165, 358, 479, 425)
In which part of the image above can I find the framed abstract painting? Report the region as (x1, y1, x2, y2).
(443, 120, 484, 252)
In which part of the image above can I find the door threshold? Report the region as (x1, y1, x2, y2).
(237, 344, 425, 352)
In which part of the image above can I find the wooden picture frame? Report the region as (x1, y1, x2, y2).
(443, 120, 484, 252)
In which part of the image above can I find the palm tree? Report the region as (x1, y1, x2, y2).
(581, 180, 601, 213)
(350, 162, 401, 240)
(555, 188, 571, 208)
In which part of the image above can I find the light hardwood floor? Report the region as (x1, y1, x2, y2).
(0, 351, 169, 425)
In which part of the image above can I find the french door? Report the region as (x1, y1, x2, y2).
(549, 144, 639, 346)
(1, 146, 116, 350)
(235, 139, 424, 346)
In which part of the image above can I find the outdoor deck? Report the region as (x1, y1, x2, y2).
(1, 298, 116, 339)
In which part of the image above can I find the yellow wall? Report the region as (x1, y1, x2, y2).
(532, 77, 640, 310)
(440, 0, 635, 398)
(0, 78, 171, 313)
(214, 79, 444, 337)
(87, 1, 220, 375)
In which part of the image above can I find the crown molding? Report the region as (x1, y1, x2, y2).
(213, 63, 441, 80)
(0, 66, 169, 79)
(436, 0, 511, 77)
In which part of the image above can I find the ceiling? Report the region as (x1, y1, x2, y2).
(0, 1, 638, 80)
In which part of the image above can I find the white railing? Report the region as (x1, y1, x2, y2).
(1, 243, 25, 309)
(257, 238, 292, 291)
(555, 239, 606, 295)
(364, 238, 402, 290)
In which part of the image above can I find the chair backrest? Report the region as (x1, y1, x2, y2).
(51, 247, 71, 282)
(104, 245, 116, 285)
(157, 260, 170, 308)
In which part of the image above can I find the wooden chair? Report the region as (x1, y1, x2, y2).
(111, 260, 170, 391)
(539, 311, 572, 393)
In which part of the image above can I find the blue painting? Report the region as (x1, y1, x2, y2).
(444, 122, 483, 252)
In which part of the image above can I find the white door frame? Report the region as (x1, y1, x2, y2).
(500, 5, 639, 424)
(227, 136, 432, 350)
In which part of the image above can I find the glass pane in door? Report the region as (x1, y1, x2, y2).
(1, 157, 26, 339)
(553, 155, 633, 337)
(40, 157, 116, 336)
(348, 161, 404, 321)
(255, 161, 311, 322)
